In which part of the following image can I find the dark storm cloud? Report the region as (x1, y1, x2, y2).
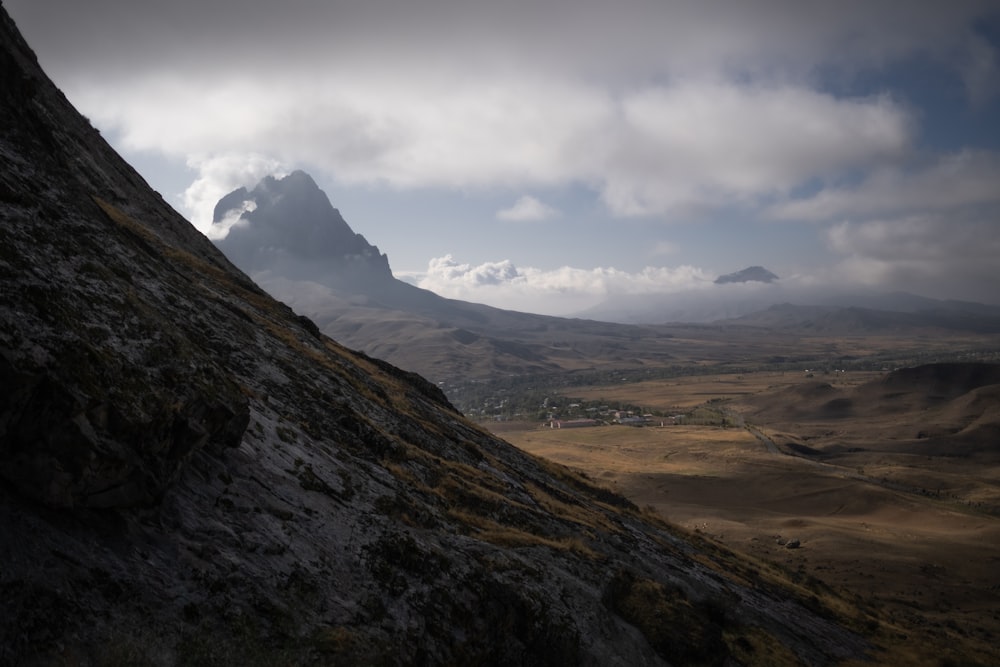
(9, 0, 998, 81)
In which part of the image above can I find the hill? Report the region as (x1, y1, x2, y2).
(0, 5, 871, 665)
(736, 362, 1000, 460)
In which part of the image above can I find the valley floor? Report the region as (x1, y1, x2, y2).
(493, 370, 1000, 666)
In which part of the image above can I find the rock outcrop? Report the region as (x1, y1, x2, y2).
(0, 5, 871, 665)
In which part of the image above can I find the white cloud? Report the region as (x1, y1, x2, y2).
(11, 2, 993, 220)
(824, 214, 1000, 302)
(826, 215, 1000, 266)
(424, 255, 521, 287)
(411, 254, 712, 315)
(598, 83, 912, 216)
(758, 150, 1000, 302)
(769, 150, 1000, 222)
(73, 75, 913, 221)
(497, 195, 560, 221)
(182, 153, 287, 233)
(212, 200, 256, 241)
(648, 241, 679, 257)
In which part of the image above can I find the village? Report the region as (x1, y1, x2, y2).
(547, 411, 681, 428)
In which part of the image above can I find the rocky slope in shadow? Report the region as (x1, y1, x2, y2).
(1, 6, 872, 665)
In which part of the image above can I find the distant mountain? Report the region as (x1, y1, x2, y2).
(576, 282, 1000, 327)
(214, 171, 392, 287)
(214, 172, 494, 319)
(714, 265, 779, 284)
(719, 302, 1000, 335)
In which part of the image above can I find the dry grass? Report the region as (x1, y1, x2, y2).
(445, 507, 600, 558)
(569, 369, 885, 412)
(496, 370, 1000, 665)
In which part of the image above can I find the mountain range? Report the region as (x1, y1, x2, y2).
(207, 172, 1000, 387)
(0, 5, 874, 664)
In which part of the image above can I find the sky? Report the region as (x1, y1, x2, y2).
(7, 0, 1000, 315)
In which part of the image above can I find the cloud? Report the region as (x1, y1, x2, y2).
(768, 150, 1000, 222)
(962, 34, 1000, 109)
(424, 255, 521, 287)
(763, 150, 1000, 302)
(410, 254, 712, 315)
(6, 0, 997, 306)
(16, 0, 975, 225)
(497, 195, 559, 221)
(598, 83, 912, 216)
(182, 153, 287, 234)
(824, 215, 1000, 302)
(11, 1, 996, 84)
(69, 74, 914, 222)
(648, 241, 679, 257)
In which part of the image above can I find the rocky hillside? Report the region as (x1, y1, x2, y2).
(0, 5, 872, 665)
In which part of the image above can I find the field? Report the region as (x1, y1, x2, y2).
(493, 367, 1000, 665)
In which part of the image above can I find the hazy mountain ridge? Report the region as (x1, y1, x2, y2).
(576, 283, 1000, 325)
(720, 302, 1000, 334)
(714, 265, 779, 284)
(0, 6, 872, 665)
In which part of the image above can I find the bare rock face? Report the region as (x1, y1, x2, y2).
(0, 6, 873, 666)
(0, 347, 249, 508)
(0, 12, 251, 509)
(0, 194, 250, 510)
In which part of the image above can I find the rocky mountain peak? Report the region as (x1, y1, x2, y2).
(1, 5, 871, 664)
(212, 169, 392, 283)
(714, 265, 779, 284)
